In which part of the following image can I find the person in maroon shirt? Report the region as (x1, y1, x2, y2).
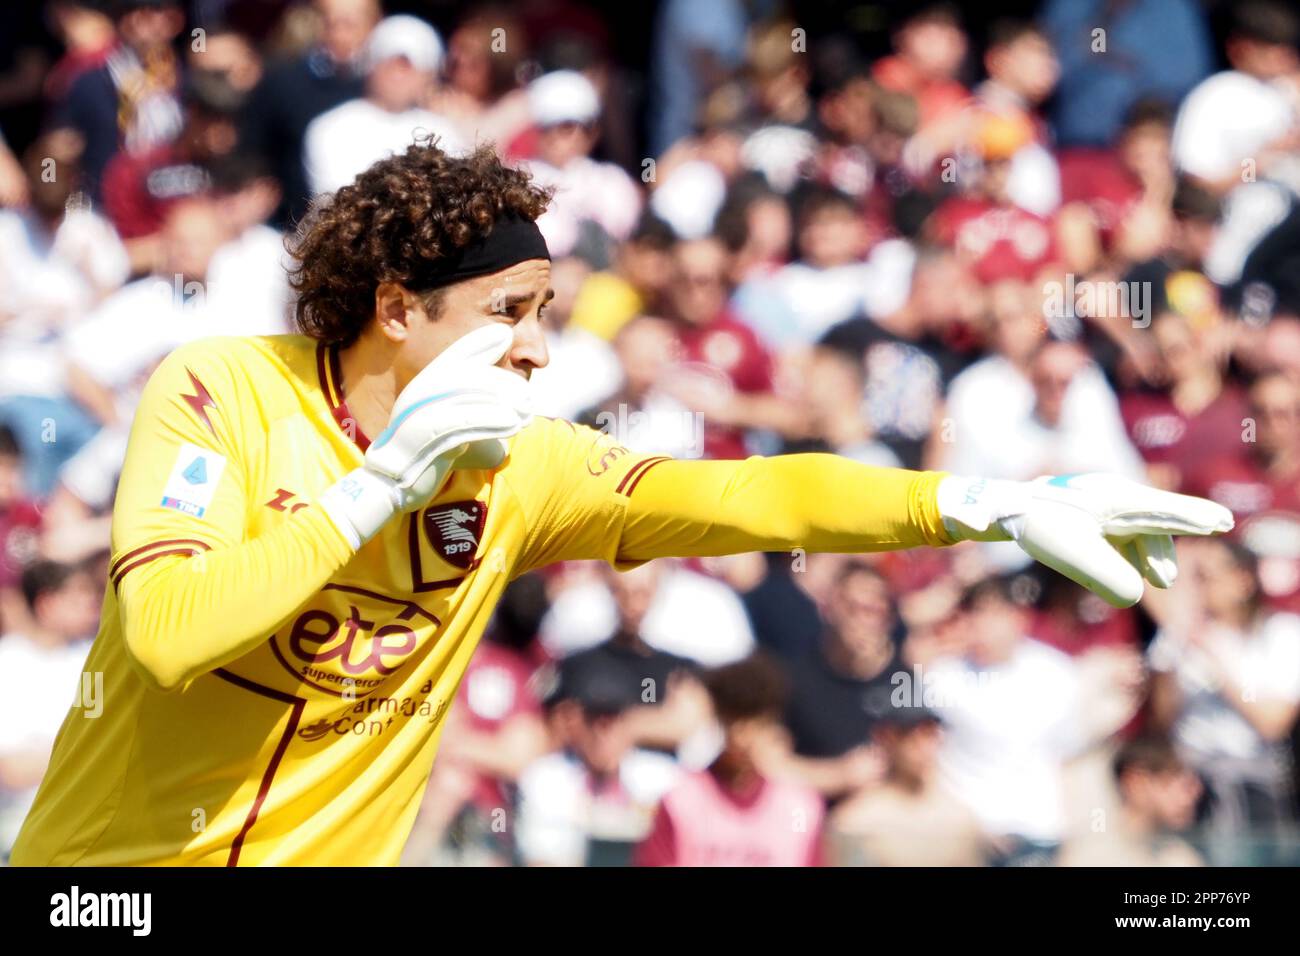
(100, 71, 241, 262)
(1183, 371, 1300, 613)
(656, 236, 803, 459)
(1056, 99, 1175, 256)
(1119, 310, 1250, 491)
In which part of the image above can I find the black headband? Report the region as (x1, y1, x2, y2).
(410, 213, 551, 291)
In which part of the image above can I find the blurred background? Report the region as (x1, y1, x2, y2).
(1, 0, 1300, 867)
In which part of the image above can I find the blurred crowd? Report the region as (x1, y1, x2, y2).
(2, 0, 1300, 867)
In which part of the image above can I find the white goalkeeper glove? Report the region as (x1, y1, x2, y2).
(320, 324, 531, 548)
(936, 473, 1235, 608)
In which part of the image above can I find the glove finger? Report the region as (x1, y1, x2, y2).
(1100, 488, 1235, 537)
(429, 323, 515, 370)
(394, 326, 517, 411)
(1130, 533, 1178, 589)
(454, 437, 508, 470)
(371, 404, 524, 479)
(1018, 503, 1146, 608)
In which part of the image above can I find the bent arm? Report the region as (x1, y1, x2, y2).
(115, 507, 353, 692)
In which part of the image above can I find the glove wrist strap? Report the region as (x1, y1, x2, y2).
(936, 475, 1024, 543)
(318, 467, 400, 550)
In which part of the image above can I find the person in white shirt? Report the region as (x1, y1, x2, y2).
(206, 155, 295, 336)
(1172, 2, 1300, 283)
(523, 70, 643, 258)
(304, 14, 467, 197)
(1149, 537, 1300, 857)
(0, 131, 129, 497)
(0, 559, 99, 859)
(733, 188, 915, 350)
(515, 654, 678, 866)
(928, 575, 1130, 862)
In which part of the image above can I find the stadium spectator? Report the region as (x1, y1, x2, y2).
(0, 130, 122, 498)
(636, 653, 824, 866)
(771, 561, 901, 799)
(240, 0, 376, 226)
(567, 212, 677, 342)
(927, 575, 1133, 864)
(871, 4, 969, 128)
(50, 0, 186, 202)
(1184, 371, 1300, 613)
(1058, 735, 1205, 866)
(515, 652, 678, 866)
(556, 563, 710, 753)
(100, 70, 242, 270)
(829, 705, 989, 866)
(1043, 0, 1213, 148)
(1173, 1, 1300, 286)
(522, 70, 642, 259)
(1148, 538, 1300, 860)
(304, 15, 465, 197)
(0, 559, 98, 858)
(406, 576, 551, 866)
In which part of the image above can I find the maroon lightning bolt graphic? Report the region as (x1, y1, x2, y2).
(181, 368, 218, 435)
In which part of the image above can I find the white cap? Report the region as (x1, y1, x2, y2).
(364, 15, 444, 74)
(650, 160, 726, 239)
(528, 70, 600, 128)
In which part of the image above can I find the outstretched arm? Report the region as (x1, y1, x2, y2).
(618, 455, 953, 561)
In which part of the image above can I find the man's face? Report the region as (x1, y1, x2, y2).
(118, 4, 184, 54)
(575, 709, 632, 776)
(608, 562, 660, 634)
(160, 198, 229, 284)
(38, 572, 102, 642)
(369, 56, 431, 112)
(668, 240, 730, 326)
(1132, 767, 1202, 830)
(1030, 343, 1084, 426)
(318, 0, 380, 64)
(394, 259, 552, 393)
(536, 121, 597, 168)
(799, 203, 867, 268)
(899, 19, 967, 79)
(963, 594, 1024, 666)
(826, 569, 893, 657)
(881, 720, 943, 781)
(991, 34, 1059, 103)
(1250, 374, 1300, 456)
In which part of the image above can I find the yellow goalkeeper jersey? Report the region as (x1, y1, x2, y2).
(12, 334, 951, 867)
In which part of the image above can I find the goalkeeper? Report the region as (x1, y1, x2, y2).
(11, 142, 1231, 866)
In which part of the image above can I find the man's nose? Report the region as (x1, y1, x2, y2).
(509, 320, 550, 371)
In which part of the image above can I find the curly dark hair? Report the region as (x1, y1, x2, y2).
(287, 137, 552, 347)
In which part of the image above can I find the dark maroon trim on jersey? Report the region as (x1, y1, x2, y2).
(212, 668, 307, 867)
(616, 456, 671, 496)
(623, 456, 671, 498)
(110, 538, 211, 578)
(111, 540, 212, 589)
(316, 342, 371, 452)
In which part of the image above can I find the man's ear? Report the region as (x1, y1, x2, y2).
(374, 282, 415, 342)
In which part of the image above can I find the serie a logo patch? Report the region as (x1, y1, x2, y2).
(160, 442, 227, 518)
